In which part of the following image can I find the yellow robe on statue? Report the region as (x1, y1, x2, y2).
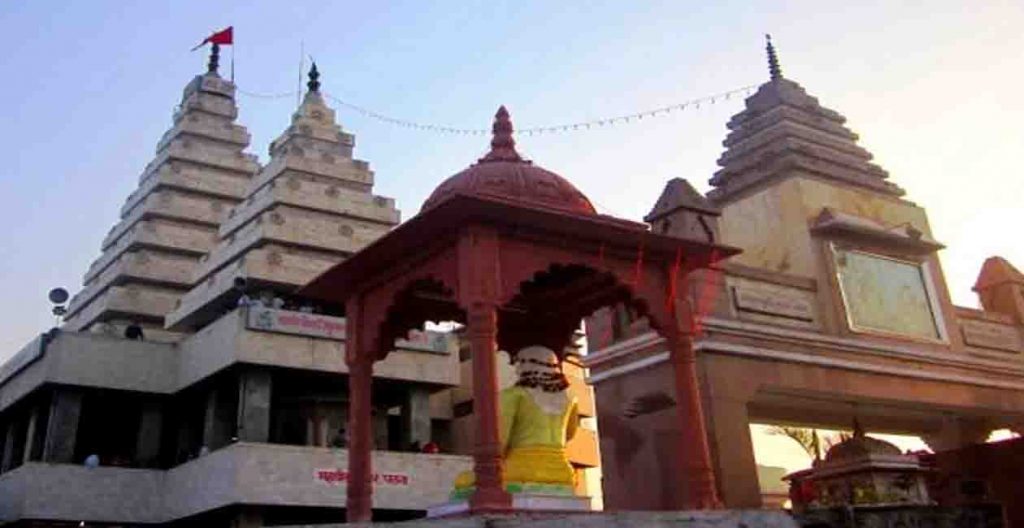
(454, 385, 579, 492)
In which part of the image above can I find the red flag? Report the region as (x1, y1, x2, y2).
(192, 27, 233, 50)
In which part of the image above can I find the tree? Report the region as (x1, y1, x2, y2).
(767, 426, 819, 459)
(767, 426, 851, 461)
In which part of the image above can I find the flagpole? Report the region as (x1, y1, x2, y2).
(296, 40, 305, 108)
(231, 39, 235, 82)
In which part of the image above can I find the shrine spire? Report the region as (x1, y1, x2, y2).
(765, 34, 782, 81)
(480, 105, 523, 163)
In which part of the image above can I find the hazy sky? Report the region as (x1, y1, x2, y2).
(1, 0, 1022, 360)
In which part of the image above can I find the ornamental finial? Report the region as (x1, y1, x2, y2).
(208, 43, 220, 74)
(307, 61, 321, 93)
(480, 105, 523, 163)
(766, 34, 782, 81)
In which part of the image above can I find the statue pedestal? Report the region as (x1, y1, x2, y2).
(427, 494, 593, 518)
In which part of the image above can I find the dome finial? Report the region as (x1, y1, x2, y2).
(480, 105, 523, 163)
(765, 34, 782, 81)
(307, 61, 321, 93)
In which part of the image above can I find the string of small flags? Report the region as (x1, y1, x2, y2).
(236, 83, 759, 136)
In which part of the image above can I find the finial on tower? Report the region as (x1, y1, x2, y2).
(307, 61, 321, 93)
(480, 105, 523, 163)
(208, 43, 220, 74)
(765, 34, 782, 81)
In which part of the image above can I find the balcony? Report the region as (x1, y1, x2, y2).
(0, 443, 472, 524)
(166, 442, 471, 518)
(177, 308, 460, 388)
(0, 463, 164, 524)
(84, 218, 217, 283)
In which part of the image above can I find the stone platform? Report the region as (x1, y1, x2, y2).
(286, 510, 800, 528)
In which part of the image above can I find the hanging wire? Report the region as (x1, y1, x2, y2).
(235, 87, 298, 100)
(234, 83, 759, 135)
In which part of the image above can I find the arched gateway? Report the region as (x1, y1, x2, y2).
(301, 106, 739, 522)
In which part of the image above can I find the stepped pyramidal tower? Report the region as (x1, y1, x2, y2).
(165, 63, 399, 330)
(707, 35, 929, 278)
(63, 48, 260, 341)
(709, 36, 904, 204)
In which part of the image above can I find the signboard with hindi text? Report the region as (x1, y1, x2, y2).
(246, 307, 347, 340)
(314, 468, 411, 486)
(245, 307, 450, 353)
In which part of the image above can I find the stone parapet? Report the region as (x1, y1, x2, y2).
(105, 189, 234, 248)
(220, 177, 398, 237)
(84, 219, 217, 283)
(156, 112, 252, 152)
(0, 316, 457, 415)
(122, 163, 250, 216)
(63, 284, 183, 330)
(141, 140, 259, 181)
(0, 332, 177, 412)
(167, 244, 343, 329)
(0, 443, 473, 525)
(176, 308, 460, 388)
(254, 152, 375, 190)
(66, 250, 195, 317)
(188, 205, 387, 284)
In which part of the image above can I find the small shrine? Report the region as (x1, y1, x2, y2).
(301, 106, 738, 521)
(786, 421, 932, 512)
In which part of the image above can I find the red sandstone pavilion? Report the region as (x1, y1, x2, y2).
(301, 105, 739, 521)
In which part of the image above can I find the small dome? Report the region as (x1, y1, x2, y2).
(421, 106, 596, 216)
(824, 421, 901, 462)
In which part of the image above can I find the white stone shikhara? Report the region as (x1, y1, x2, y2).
(165, 84, 399, 330)
(63, 71, 259, 341)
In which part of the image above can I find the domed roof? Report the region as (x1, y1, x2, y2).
(421, 106, 596, 216)
(824, 420, 902, 463)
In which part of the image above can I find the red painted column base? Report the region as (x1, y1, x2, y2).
(467, 302, 512, 513)
(668, 321, 723, 509)
(346, 356, 374, 522)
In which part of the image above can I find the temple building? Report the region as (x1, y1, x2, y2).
(584, 39, 1024, 515)
(62, 53, 261, 342)
(0, 50, 600, 527)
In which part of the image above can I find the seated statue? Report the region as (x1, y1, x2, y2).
(452, 346, 579, 499)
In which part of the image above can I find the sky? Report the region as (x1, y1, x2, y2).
(1, 1, 1022, 356)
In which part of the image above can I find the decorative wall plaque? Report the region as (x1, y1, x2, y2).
(731, 284, 815, 322)
(961, 319, 1022, 352)
(833, 247, 942, 341)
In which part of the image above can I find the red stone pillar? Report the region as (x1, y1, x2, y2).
(666, 279, 722, 509)
(345, 299, 374, 523)
(467, 301, 512, 512)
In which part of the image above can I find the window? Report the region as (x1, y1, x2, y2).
(832, 245, 944, 341)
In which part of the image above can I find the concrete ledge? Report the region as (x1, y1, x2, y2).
(0, 443, 474, 524)
(0, 463, 164, 524)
